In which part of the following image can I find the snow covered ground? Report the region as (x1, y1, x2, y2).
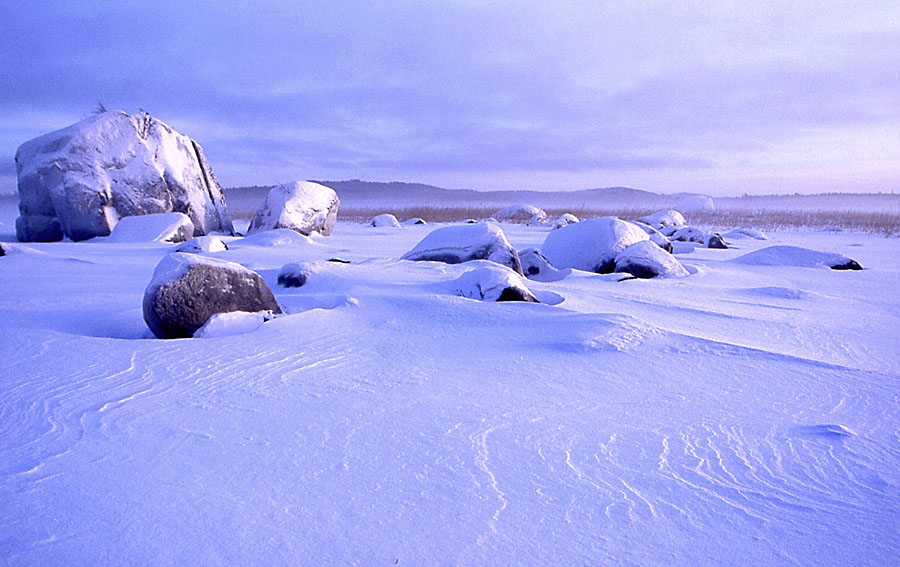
(1, 205, 899, 565)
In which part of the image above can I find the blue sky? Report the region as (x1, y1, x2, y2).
(1, 1, 898, 196)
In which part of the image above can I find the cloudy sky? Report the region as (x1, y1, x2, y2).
(1, 1, 898, 196)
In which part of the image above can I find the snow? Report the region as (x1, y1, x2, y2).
(248, 181, 339, 236)
(101, 212, 194, 243)
(732, 245, 862, 269)
(194, 310, 274, 338)
(401, 221, 522, 274)
(553, 213, 579, 229)
(174, 235, 229, 253)
(637, 209, 687, 228)
(492, 203, 547, 222)
(370, 213, 401, 228)
(541, 216, 650, 272)
(2, 200, 899, 564)
(614, 240, 690, 278)
(445, 260, 537, 302)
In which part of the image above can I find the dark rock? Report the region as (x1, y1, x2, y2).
(143, 253, 282, 339)
(831, 260, 863, 270)
(707, 233, 728, 249)
(497, 286, 539, 302)
(277, 263, 310, 288)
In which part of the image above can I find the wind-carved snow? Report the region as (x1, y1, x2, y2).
(1, 211, 899, 565)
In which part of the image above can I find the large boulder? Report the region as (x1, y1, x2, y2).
(104, 212, 194, 243)
(449, 262, 538, 302)
(15, 110, 234, 242)
(637, 209, 686, 229)
(402, 222, 523, 274)
(143, 253, 282, 339)
(492, 204, 547, 223)
(615, 240, 690, 279)
(248, 181, 340, 236)
(541, 217, 649, 273)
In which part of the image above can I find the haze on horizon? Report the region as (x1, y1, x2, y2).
(1, 1, 898, 197)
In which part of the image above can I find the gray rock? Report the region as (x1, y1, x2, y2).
(248, 181, 340, 236)
(143, 253, 281, 339)
(15, 110, 234, 242)
(402, 222, 523, 275)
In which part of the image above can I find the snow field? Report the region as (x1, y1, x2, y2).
(1, 215, 899, 565)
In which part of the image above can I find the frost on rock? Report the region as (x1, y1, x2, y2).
(402, 222, 524, 275)
(14, 110, 234, 242)
(174, 235, 229, 254)
(518, 247, 571, 282)
(732, 246, 863, 270)
(615, 240, 690, 279)
(553, 213, 579, 230)
(248, 181, 340, 236)
(142, 253, 282, 339)
(370, 213, 401, 228)
(637, 209, 687, 229)
(104, 212, 194, 243)
(450, 261, 538, 302)
(492, 204, 547, 223)
(541, 217, 649, 273)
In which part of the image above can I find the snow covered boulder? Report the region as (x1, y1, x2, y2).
(15, 110, 234, 242)
(670, 226, 707, 244)
(450, 262, 538, 302)
(104, 212, 194, 243)
(615, 241, 690, 279)
(492, 204, 547, 223)
(518, 248, 571, 282)
(277, 263, 311, 288)
(402, 222, 524, 275)
(370, 213, 401, 228)
(403, 217, 426, 225)
(143, 253, 282, 339)
(553, 213, 579, 230)
(732, 246, 863, 270)
(541, 217, 649, 273)
(629, 221, 673, 253)
(232, 228, 314, 248)
(706, 233, 728, 249)
(248, 181, 340, 236)
(637, 209, 686, 229)
(174, 235, 229, 253)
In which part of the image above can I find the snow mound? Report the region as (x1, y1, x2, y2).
(637, 209, 686, 229)
(15, 110, 234, 242)
(724, 228, 767, 240)
(371, 213, 401, 228)
(403, 217, 426, 225)
(248, 181, 340, 236)
(143, 253, 282, 339)
(518, 247, 571, 282)
(103, 212, 194, 243)
(174, 235, 229, 253)
(615, 240, 690, 279)
(492, 204, 547, 223)
(232, 228, 315, 247)
(448, 261, 538, 302)
(402, 222, 523, 274)
(732, 246, 863, 270)
(194, 310, 275, 338)
(553, 213, 579, 230)
(541, 217, 649, 273)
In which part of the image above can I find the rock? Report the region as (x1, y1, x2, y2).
(553, 213, 579, 230)
(0, 243, 5, 257)
(637, 209, 687, 229)
(402, 222, 523, 274)
(732, 246, 863, 270)
(541, 217, 649, 273)
(615, 240, 690, 279)
(492, 204, 547, 223)
(629, 221, 673, 253)
(706, 233, 728, 249)
(370, 213, 401, 228)
(232, 228, 314, 247)
(403, 217, 427, 225)
(174, 235, 229, 253)
(450, 261, 538, 302)
(143, 253, 282, 339)
(104, 212, 194, 243)
(15, 110, 234, 242)
(277, 263, 310, 288)
(248, 181, 339, 236)
(723, 228, 767, 240)
(670, 226, 707, 243)
(518, 248, 571, 282)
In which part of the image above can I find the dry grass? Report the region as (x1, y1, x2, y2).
(336, 205, 900, 236)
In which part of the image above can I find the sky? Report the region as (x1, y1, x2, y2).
(1, 1, 898, 197)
